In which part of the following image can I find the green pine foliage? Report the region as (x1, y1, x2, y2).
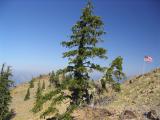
(0, 64, 13, 120)
(49, 71, 60, 88)
(49, 71, 54, 87)
(49, 71, 55, 86)
(32, 81, 43, 113)
(29, 78, 35, 88)
(31, 1, 125, 119)
(40, 107, 58, 119)
(24, 78, 35, 101)
(61, 0, 106, 106)
(36, 0, 108, 119)
(101, 56, 125, 91)
(24, 88, 30, 101)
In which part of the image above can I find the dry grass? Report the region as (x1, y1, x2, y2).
(106, 69, 160, 118)
(10, 69, 160, 120)
(10, 75, 50, 120)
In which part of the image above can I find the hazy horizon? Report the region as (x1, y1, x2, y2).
(1, 0, 160, 83)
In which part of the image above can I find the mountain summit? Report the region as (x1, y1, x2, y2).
(10, 69, 160, 120)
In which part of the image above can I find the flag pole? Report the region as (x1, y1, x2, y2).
(142, 61, 145, 75)
(142, 59, 145, 76)
(142, 56, 147, 78)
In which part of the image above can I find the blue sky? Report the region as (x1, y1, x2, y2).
(0, 0, 160, 83)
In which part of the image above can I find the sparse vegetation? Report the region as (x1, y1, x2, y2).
(49, 71, 60, 88)
(49, 71, 55, 87)
(24, 78, 35, 101)
(32, 81, 43, 113)
(10, 68, 160, 120)
(29, 78, 35, 88)
(24, 88, 30, 101)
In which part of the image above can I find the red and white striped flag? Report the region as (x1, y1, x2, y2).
(144, 56, 153, 63)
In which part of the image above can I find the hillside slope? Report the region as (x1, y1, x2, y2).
(10, 75, 50, 120)
(105, 68, 160, 119)
(10, 69, 160, 120)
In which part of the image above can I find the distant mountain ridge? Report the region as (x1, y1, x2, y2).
(12, 70, 45, 85)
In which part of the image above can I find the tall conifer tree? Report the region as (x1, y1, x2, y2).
(62, 0, 106, 105)
(38, 1, 110, 119)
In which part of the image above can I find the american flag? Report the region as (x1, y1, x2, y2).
(144, 56, 153, 63)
